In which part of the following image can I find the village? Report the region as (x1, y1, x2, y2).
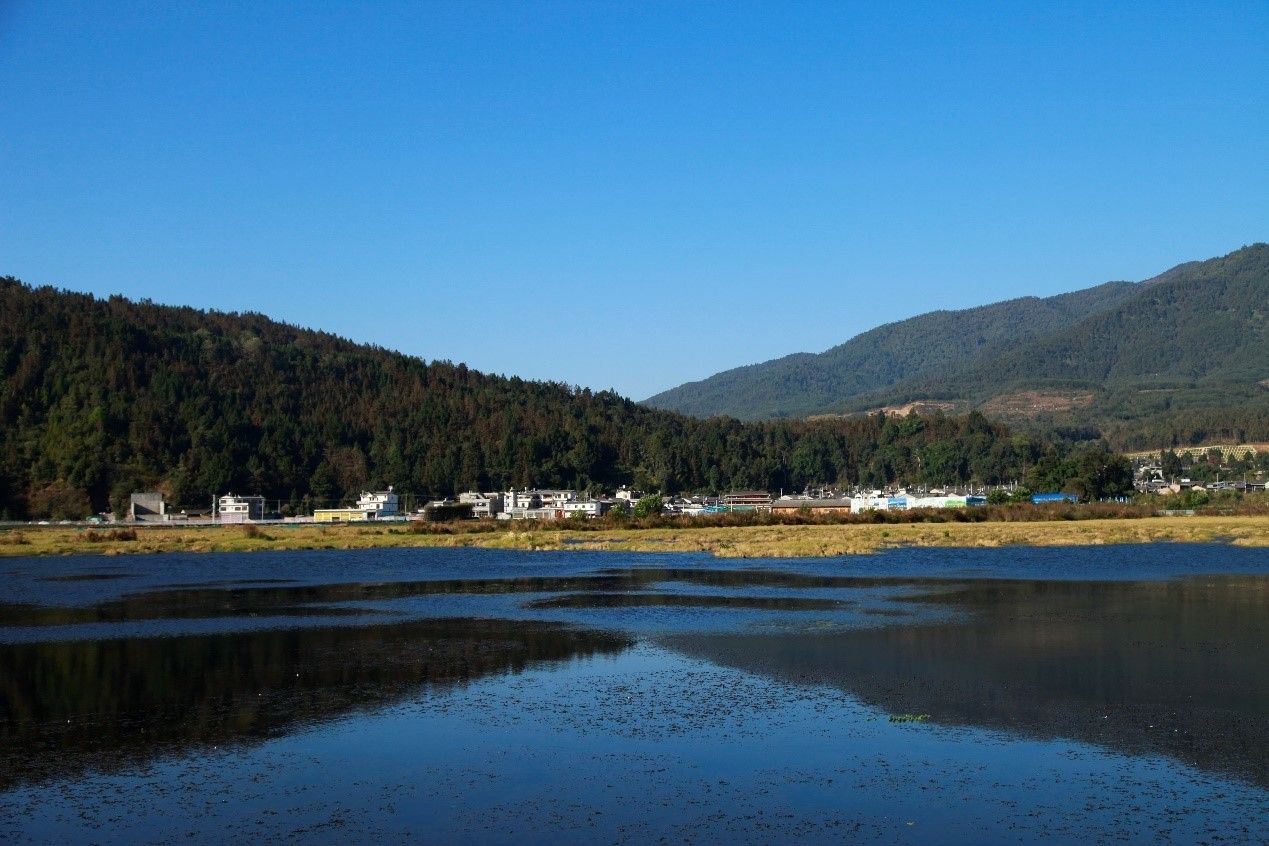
(119, 485, 1019, 524)
(116, 484, 1110, 525)
(112, 446, 1266, 526)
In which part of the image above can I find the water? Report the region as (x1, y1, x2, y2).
(1, 543, 1266, 843)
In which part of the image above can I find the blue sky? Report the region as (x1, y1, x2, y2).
(2, 1, 1266, 399)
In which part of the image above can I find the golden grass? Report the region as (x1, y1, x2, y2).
(1, 515, 1265, 559)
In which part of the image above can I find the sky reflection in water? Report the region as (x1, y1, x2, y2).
(0, 543, 1266, 844)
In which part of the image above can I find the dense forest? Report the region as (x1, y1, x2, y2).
(0, 278, 1129, 519)
(645, 244, 1269, 449)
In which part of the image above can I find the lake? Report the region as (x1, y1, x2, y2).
(1, 544, 1266, 844)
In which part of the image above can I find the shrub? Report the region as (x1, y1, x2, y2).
(27, 481, 92, 521)
(241, 523, 271, 540)
(85, 528, 137, 543)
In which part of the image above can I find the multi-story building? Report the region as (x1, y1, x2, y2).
(458, 491, 503, 518)
(218, 494, 265, 523)
(314, 487, 403, 522)
(357, 488, 400, 517)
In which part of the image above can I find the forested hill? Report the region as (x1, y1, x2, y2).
(0, 278, 1111, 520)
(642, 245, 1269, 448)
(642, 279, 1140, 420)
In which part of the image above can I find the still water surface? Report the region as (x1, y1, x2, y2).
(1, 544, 1266, 843)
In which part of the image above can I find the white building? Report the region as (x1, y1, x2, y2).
(908, 495, 968, 509)
(535, 489, 577, 508)
(614, 486, 643, 503)
(496, 490, 607, 521)
(498, 505, 557, 521)
(561, 499, 611, 519)
(218, 494, 265, 523)
(356, 488, 400, 517)
(849, 496, 889, 513)
(504, 489, 577, 510)
(459, 491, 503, 518)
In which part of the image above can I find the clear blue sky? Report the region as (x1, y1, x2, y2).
(2, 1, 1266, 400)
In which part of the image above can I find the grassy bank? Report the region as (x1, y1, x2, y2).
(1, 514, 1266, 559)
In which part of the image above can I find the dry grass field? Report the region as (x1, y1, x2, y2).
(2, 515, 1265, 559)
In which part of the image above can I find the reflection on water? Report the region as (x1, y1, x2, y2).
(0, 545, 1266, 843)
(0, 618, 630, 789)
(668, 575, 1269, 787)
(0, 567, 921, 628)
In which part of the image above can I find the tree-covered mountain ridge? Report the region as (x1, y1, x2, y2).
(642, 244, 1269, 447)
(642, 280, 1140, 419)
(0, 277, 1114, 519)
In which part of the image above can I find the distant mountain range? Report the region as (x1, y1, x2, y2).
(643, 244, 1269, 448)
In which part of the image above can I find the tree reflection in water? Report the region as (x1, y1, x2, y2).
(0, 618, 630, 789)
(668, 575, 1269, 788)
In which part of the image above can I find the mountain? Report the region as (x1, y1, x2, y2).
(643, 280, 1141, 420)
(643, 245, 1269, 448)
(0, 277, 1077, 519)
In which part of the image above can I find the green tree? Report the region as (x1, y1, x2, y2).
(1070, 448, 1132, 500)
(633, 494, 664, 518)
(1160, 450, 1183, 480)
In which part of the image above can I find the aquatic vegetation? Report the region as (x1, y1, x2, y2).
(888, 713, 932, 723)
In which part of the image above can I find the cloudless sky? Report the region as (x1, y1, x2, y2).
(2, 1, 1267, 399)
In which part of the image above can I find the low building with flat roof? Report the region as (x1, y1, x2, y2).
(560, 499, 612, 518)
(721, 491, 773, 511)
(771, 497, 853, 515)
(314, 507, 373, 522)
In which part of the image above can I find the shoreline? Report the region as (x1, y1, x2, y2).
(2, 515, 1266, 559)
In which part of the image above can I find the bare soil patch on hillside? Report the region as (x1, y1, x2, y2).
(977, 390, 1095, 419)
